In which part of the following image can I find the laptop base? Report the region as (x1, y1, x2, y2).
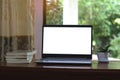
(35, 58, 92, 66)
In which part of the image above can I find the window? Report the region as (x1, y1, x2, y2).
(44, 0, 120, 60)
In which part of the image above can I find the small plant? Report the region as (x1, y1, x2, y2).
(96, 37, 110, 53)
(98, 43, 110, 52)
(97, 42, 110, 63)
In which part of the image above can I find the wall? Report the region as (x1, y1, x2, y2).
(34, 0, 43, 59)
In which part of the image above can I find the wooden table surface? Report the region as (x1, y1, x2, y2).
(0, 61, 120, 80)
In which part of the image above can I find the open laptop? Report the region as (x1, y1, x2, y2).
(36, 25, 92, 65)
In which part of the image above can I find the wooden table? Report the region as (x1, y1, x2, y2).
(0, 61, 120, 80)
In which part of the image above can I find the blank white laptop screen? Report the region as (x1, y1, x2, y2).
(43, 26, 92, 55)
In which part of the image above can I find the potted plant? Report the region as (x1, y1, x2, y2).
(97, 43, 110, 63)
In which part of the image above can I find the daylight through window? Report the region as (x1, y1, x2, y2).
(45, 0, 120, 60)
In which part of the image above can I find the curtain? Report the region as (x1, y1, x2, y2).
(0, 0, 34, 61)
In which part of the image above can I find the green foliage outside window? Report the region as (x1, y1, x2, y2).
(78, 0, 120, 58)
(109, 34, 120, 58)
(46, 0, 63, 25)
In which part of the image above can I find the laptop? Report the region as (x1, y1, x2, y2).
(36, 25, 92, 65)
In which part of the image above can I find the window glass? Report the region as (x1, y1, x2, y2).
(45, 0, 120, 60)
(45, 0, 63, 25)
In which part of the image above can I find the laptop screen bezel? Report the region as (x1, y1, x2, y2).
(42, 25, 92, 59)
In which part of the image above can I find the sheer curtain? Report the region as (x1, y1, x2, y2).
(0, 0, 34, 61)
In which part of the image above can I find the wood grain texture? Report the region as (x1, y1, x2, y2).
(0, 61, 120, 80)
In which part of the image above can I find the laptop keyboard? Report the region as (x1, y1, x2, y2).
(42, 57, 91, 64)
